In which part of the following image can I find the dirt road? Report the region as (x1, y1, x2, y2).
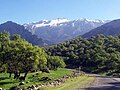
(83, 74, 120, 90)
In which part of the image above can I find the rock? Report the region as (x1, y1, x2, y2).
(41, 84, 45, 87)
(36, 72, 39, 75)
(0, 88, 3, 90)
(19, 81, 25, 85)
(31, 85, 36, 89)
(39, 77, 51, 81)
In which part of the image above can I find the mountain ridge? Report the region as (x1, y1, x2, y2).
(0, 21, 48, 46)
(82, 19, 120, 38)
(24, 18, 110, 43)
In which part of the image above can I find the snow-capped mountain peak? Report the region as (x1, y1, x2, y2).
(76, 18, 106, 23)
(48, 18, 69, 26)
(25, 18, 70, 28)
(24, 18, 110, 44)
(24, 18, 109, 29)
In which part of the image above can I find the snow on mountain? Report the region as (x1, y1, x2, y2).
(78, 18, 106, 23)
(24, 18, 69, 28)
(24, 18, 110, 44)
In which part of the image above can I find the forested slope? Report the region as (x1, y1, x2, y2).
(47, 34, 120, 73)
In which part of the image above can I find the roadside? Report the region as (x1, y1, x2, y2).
(83, 74, 120, 90)
(39, 74, 95, 90)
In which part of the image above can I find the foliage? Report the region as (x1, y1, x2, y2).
(0, 68, 72, 89)
(47, 34, 120, 73)
(0, 31, 65, 78)
(47, 56, 66, 70)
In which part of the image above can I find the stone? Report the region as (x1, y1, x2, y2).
(19, 81, 25, 85)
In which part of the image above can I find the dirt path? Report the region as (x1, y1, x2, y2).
(83, 74, 120, 90)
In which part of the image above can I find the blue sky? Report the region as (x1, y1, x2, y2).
(0, 0, 120, 24)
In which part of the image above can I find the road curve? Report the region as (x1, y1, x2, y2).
(84, 74, 120, 90)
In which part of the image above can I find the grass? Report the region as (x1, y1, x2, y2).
(0, 69, 95, 90)
(0, 68, 73, 89)
(39, 75, 95, 90)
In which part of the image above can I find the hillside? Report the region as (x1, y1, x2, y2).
(82, 19, 120, 38)
(46, 34, 120, 73)
(0, 21, 45, 46)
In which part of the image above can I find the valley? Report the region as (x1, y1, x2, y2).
(0, 18, 120, 90)
(1, 0, 120, 90)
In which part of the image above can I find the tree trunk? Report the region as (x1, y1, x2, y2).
(14, 71, 20, 79)
(9, 72, 12, 78)
(24, 72, 28, 80)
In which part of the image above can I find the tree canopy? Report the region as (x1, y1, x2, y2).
(47, 34, 120, 73)
(0, 31, 65, 79)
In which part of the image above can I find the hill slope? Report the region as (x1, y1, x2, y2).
(46, 34, 120, 73)
(82, 19, 120, 38)
(0, 21, 45, 46)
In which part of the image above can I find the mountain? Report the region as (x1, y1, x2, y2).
(0, 21, 46, 46)
(82, 19, 120, 38)
(24, 18, 109, 44)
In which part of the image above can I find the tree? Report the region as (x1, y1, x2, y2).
(47, 56, 66, 70)
(0, 34, 48, 79)
(0, 31, 10, 72)
(47, 34, 120, 74)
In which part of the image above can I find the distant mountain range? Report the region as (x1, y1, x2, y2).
(1, 18, 120, 46)
(24, 18, 109, 43)
(82, 19, 120, 38)
(0, 21, 47, 46)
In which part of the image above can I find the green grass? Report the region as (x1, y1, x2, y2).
(0, 68, 73, 89)
(39, 75, 95, 90)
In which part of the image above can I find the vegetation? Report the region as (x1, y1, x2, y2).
(0, 31, 65, 80)
(47, 56, 66, 70)
(1, 30, 120, 89)
(0, 68, 73, 89)
(39, 75, 94, 90)
(47, 34, 120, 74)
